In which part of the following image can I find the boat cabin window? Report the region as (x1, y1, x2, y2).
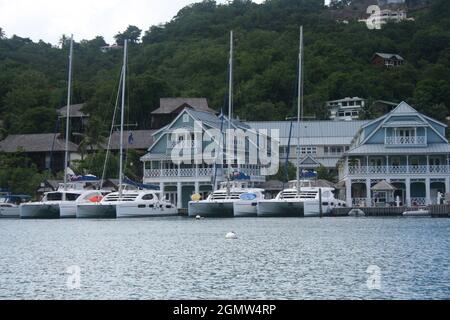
(46, 193, 80, 201)
(142, 194, 154, 200)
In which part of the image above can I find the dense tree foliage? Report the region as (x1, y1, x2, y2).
(0, 0, 449, 190)
(0, 0, 448, 136)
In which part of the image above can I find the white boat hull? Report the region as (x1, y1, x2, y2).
(233, 200, 258, 217)
(116, 202, 177, 218)
(0, 207, 20, 218)
(402, 210, 430, 217)
(59, 202, 77, 218)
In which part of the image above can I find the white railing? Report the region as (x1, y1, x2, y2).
(385, 136, 426, 145)
(347, 165, 449, 176)
(144, 168, 213, 178)
(411, 197, 426, 206)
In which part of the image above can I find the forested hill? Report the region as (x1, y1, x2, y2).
(0, 0, 449, 139)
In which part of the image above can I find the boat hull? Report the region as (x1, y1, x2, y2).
(257, 200, 305, 217)
(76, 203, 116, 219)
(20, 203, 60, 219)
(402, 210, 430, 217)
(59, 202, 77, 218)
(0, 207, 20, 218)
(188, 201, 234, 218)
(116, 203, 178, 218)
(233, 201, 258, 217)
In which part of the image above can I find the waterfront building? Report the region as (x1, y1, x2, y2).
(338, 101, 450, 207)
(326, 97, 366, 120)
(247, 120, 368, 174)
(141, 107, 266, 209)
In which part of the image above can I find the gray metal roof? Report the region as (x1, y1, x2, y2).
(279, 137, 355, 145)
(346, 143, 450, 155)
(373, 52, 404, 61)
(152, 98, 216, 114)
(247, 120, 369, 144)
(105, 130, 155, 150)
(0, 133, 78, 152)
(57, 103, 88, 118)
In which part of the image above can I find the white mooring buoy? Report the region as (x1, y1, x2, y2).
(225, 231, 237, 239)
(195, 215, 201, 220)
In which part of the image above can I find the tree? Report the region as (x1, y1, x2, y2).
(0, 152, 52, 197)
(114, 25, 142, 45)
(0, 27, 5, 39)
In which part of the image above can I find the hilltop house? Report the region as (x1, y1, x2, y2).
(326, 97, 366, 120)
(338, 102, 450, 207)
(141, 108, 266, 209)
(0, 133, 80, 173)
(371, 52, 405, 67)
(150, 98, 217, 129)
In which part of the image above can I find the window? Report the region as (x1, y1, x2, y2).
(300, 146, 317, 155)
(370, 158, 383, 166)
(392, 157, 401, 166)
(142, 194, 154, 200)
(338, 112, 345, 117)
(326, 146, 343, 154)
(430, 158, 441, 166)
(182, 114, 189, 123)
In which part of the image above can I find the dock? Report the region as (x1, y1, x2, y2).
(332, 205, 450, 217)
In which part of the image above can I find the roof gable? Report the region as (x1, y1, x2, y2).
(151, 98, 216, 114)
(358, 102, 448, 145)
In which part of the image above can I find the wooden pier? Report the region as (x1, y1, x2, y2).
(429, 205, 450, 217)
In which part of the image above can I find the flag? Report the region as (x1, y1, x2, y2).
(128, 132, 134, 145)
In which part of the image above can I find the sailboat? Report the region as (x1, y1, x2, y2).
(20, 36, 104, 219)
(188, 31, 265, 218)
(76, 40, 177, 219)
(256, 26, 345, 217)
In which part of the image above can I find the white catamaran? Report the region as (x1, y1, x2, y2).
(76, 40, 177, 219)
(256, 26, 345, 217)
(189, 180, 265, 218)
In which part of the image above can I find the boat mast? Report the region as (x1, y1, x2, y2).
(63, 35, 74, 196)
(296, 26, 303, 194)
(118, 39, 128, 199)
(226, 30, 233, 191)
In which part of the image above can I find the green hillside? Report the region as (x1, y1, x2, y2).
(0, 0, 449, 138)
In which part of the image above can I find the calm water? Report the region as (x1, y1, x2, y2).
(0, 217, 449, 300)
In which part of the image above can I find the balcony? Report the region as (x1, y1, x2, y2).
(144, 168, 213, 178)
(347, 165, 449, 176)
(385, 136, 426, 146)
(143, 167, 264, 181)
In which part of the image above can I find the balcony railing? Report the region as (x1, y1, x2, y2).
(144, 167, 263, 179)
(385, 136, 426, 146)
(144, 168, 212, 178)
(347, 165, 449, 175)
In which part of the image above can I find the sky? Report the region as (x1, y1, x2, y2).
(0, 0, 290, 45)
